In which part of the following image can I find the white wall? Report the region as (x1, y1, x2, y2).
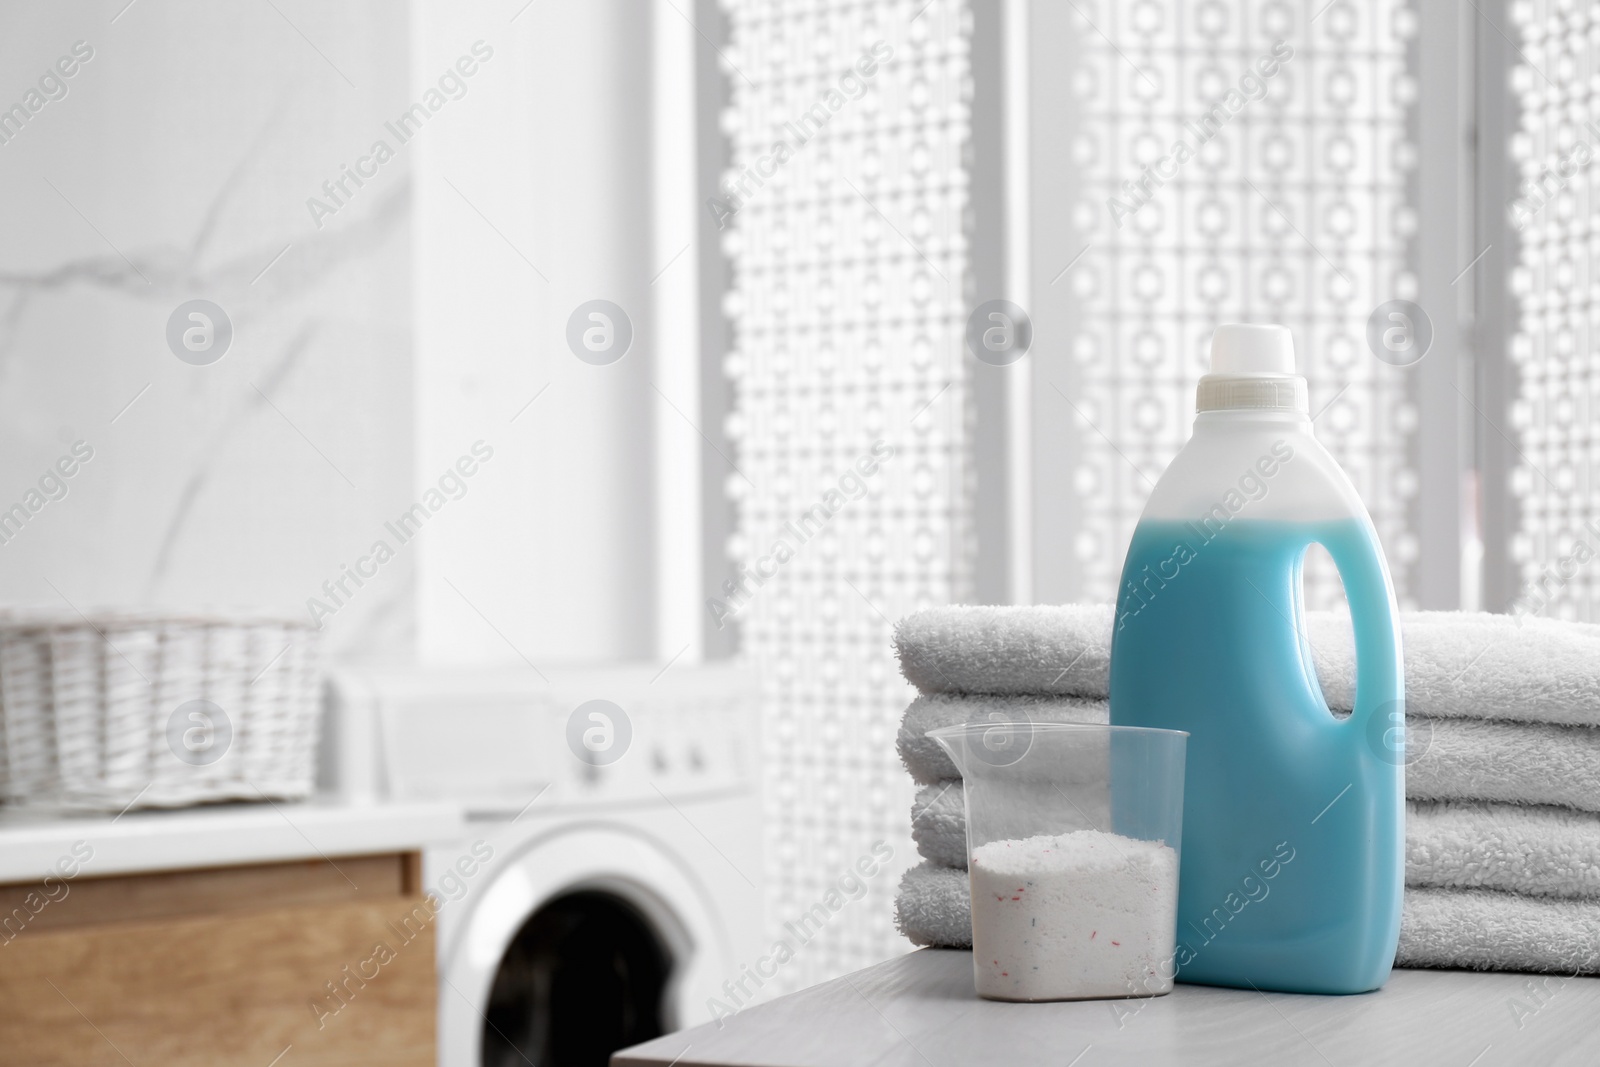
(411, 0, 667, 666)
(0, 0, 701, 669)
(0, 2, 414, 660)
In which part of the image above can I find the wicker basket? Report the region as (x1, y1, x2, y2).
(0, 610, 323, 811)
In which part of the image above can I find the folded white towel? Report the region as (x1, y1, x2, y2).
(897, 693, 1109, 786)
(895, 605, 1600, 727)
(894, 862, 972, 950)
(893, 863, 1600, 974)
(909, 780, 966, 868)
(1401, 888, 1600, 974)
(1407, 801, 1600, 898)
(1406, 717, 1600, 813)
(899, 693, 1600, 810)
(895, 604, 1115, 701)
(912, 782, 1600, 900)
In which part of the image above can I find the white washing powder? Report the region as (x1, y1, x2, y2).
(969, 829, 1179, 1001)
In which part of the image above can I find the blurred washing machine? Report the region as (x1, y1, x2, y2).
(322, 663, 763, 1067)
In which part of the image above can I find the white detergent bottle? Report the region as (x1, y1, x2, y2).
(1108, 323, 1405, 994)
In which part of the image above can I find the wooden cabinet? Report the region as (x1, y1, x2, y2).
(0, 852, 436, 1066)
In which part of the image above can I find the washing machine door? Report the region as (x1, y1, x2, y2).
(438, 823, 732, 1067)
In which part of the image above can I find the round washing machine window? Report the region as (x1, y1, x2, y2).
(481, 890, 668, 1066)
(440, 824, 733, 1067)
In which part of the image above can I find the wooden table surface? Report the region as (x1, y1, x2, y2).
(614, 948, 1600, 1066)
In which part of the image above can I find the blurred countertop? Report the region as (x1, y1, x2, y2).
(615, 948, 1600, 1066)
(0, 797, 465, 883)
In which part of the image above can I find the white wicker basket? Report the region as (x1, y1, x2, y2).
(0, 610, 323, 811)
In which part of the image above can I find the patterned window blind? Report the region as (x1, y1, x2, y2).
(1056, 0, 1421, 607)
(718, 0, 975, 992)
(1508, 1, 1600, 622)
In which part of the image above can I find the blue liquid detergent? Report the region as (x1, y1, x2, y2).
(1109, 516, 1403, 995)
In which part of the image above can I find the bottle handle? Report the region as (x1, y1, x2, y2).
(1319, 520, 1404, 733)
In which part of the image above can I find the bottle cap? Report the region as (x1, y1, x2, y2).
(1197, 323, 1308, 413)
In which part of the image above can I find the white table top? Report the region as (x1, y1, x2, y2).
(615, 948, 1600, 1066)
(0, 797, 465, 882)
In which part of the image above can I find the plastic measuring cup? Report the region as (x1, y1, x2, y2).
(928, 719, 1188, 1002)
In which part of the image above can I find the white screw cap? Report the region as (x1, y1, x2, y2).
(1197, 323, 1307, 413)
(1210, 323, 1297, 375)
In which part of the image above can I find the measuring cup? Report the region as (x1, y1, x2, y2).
(928, 719, 1188, 1002)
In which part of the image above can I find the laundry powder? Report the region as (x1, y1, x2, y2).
(969, 829, 1179, 1001)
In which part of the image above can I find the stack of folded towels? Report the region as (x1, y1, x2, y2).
(892, 604, 1600, 974)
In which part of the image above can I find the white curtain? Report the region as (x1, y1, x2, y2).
(1508, 1, 1600, 622)
(1041, 0, 1421, 607)
(719, 0, 977, 991)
